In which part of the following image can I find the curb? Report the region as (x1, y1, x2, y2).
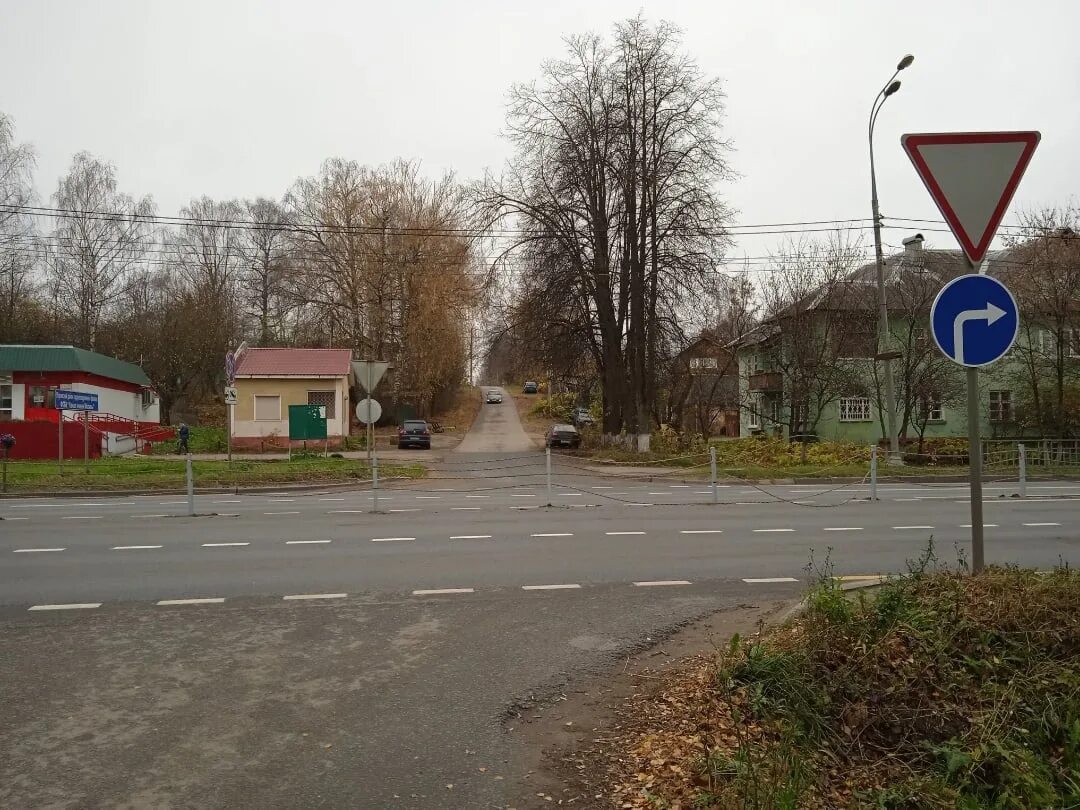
(0, 476, 420, 500)
(772, 577, 889, 626)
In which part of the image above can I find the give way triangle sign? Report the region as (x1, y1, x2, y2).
(901, 131, 1040, 264)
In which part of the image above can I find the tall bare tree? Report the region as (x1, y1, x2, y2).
(49, 152, 154, 349)
(240, 198, 293, 344)
(481, 17, 733, 448)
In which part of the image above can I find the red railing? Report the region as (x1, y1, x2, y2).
(62, 411, 175, 443)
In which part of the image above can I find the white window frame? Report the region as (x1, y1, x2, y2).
(745, 397, 761, 430)
(0, 377, 13, 420)
(989, 390, 1012, 423)
(690, 356, 718, 371)
(838, 396, 872, 422)
(253, 395, 281, 422)
(920, 394, 943, 423)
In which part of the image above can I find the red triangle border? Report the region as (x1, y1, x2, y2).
(901, 131, 1040, 264)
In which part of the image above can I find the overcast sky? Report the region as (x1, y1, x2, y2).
(2, 0, 1077, 264)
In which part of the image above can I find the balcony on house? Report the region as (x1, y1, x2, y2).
(748, 371, 782, 392)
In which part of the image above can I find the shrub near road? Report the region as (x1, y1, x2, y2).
(587, 564, 1080, 809)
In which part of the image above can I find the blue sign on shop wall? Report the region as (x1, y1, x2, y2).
(53, 390, 100, 411)
(930, 274, 1019, 368)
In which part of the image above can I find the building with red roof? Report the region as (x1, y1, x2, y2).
(231, 347, 354, 449)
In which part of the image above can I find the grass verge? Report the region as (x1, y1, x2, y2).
(595, 557, 1080, 808)
(0, 456, 426, 493)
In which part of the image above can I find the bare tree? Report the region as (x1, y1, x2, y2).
(240, 198, 293, 344)
(49, 152, 154, 349)
(480, 17, 733, 448)
(1000, 206, 1080, 437)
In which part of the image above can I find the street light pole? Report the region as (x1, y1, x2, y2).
(869, 54, 913, 465)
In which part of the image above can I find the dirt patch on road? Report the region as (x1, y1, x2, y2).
(509, 600, 789, 807)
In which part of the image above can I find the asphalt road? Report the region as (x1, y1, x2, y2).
(2, 387, 1077, 809)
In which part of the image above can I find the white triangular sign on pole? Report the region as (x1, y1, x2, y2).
(901, 131, 1040, 264)
(351, 361, 389, 394)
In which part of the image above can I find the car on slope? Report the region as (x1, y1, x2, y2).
(485, 390, 503, 404)
(522, 381, 539, 394)
(545, 423, 581, 449)
(571, 406, 594, 427)
(397, 419, 432, 449)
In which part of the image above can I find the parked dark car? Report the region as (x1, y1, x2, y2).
(522, 381, 539, 394)
(397, 419, 431, 449)
(485, 390, 503, 404)
(545, 423, 581, 449)
(571, 406, 594, 427)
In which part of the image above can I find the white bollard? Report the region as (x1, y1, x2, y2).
(869, 445, 878, 502)
(186, 455, 195, 516)
(709, 445, 718, 504)
(546, 447, 552, 505)
(372, 453, 379, 513)
(1018, 443, 1026, 499)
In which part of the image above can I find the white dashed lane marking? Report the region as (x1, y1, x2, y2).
(283, 593, 347, 601)
(823, 527, 863, 532)
(112, 545, 163, 550)
(960, 524, 998, 528)
(319, 498, 345, 502)
(29, 603, 101, 611)
(285, 540, 331, 545)
(606, 531, 645, 535)
(753, 528, 794, 533)
(680, 529, 723, 535)
(531, 533, 573, 537)
(415, 496, 441, 499)
(1023, 522, 1061, 527)
(62, 516, 103, 520)
(131, 514, 169, 519)
(330, 510, 366, 514)
(893, 525, 934, 530)
(157, 598, 225, 606)
(202, 542, 249, 547)
(371, 537, 414, 542)
(450, 535, 492, 540)
(743, 577, 799, 583)
(264, 511, 300, 515)
(633, 580, 692, 587)
(451, 507, 481, 511)
(413, 588, 474, 596)
(13, 547, 66, 553)
(522, 584, 581, 590)
(3, 516, 29, 520)
(213, 500, 241, 504)
(388, 508, 421, 513)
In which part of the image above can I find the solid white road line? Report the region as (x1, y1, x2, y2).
(522, 584, 581, 590)
(451, 507, 480, 511)
(283, 593, 347, 600)
(112, 545, 163, 550)
(823, 527, 863, 532)
(633, 580, 692, 587)
(450, 535, 492, 539)
(62, 516, 103, 520)
(371, 537, 414, 542)
(893, 525, 935, 530)
(29, 603, 102, 611)
(286, 539, 331, 544)
(412, 588, 474, 595)
(606, 531, 645, 535)
(753, 528, 794, 533)
(202, 542, 249, 547)
(531, 533, 573, 537)
(743, 577, 799, 583)
(13, 547, 66, 553)
(157, 598, 225, 606)
(680, 529, 723, 534)
(1023, 522, 1061, 527)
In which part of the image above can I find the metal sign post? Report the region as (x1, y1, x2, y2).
(352, 361, 388, 468)
(904, 130, 1038, 574)
(58, 415, 64, 473)
(83, 411, 89, 472)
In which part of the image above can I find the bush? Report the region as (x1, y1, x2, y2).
(529, 391, 576, 422)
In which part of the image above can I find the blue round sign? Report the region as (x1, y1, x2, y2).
(930, 274, 1019, 367)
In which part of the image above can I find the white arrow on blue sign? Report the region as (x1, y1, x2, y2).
(930, 274, 1019, 367)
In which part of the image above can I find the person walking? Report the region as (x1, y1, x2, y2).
(177, 422, 190, 455)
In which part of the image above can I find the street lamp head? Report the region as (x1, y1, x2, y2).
(897, 54, 915, 70)
(884, 80, 902, 97)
